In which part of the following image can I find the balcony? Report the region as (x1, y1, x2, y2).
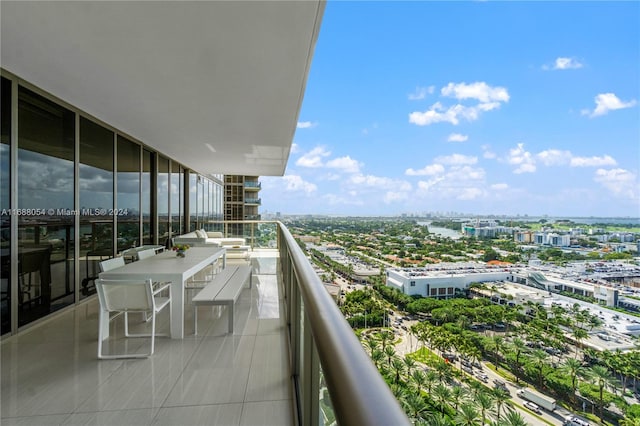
(244, 182, 262, 191)
(1, 222, 408, 426)
(244, 198, 261, 206)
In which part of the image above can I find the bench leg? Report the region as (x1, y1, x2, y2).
(227, 302, 234, 333)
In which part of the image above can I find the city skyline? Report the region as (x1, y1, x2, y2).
(261, 1, 639, 218)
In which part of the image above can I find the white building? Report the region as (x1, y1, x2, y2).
(386, 266, 512, 298)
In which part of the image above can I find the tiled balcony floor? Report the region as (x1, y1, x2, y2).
(1, 251, 294, 426)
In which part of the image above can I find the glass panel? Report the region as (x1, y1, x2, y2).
(319, 367, 335, 426)
(141, 149, 152, 245)
(157, 156, 169, 244)
(170, 161, 181, 237)
(189, 173, 197, 231)
(79, 117, 113, 299)
(202, 178, 209, 230)
(1, 77, 11, 335)
(197, 176, 204, 229)
(17, 87, 75, 326)
(116, 136, 140, 252)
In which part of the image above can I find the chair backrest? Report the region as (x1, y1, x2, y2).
(137, 249, 156, 260)
(95, 279, 154, 312)
(99, 257, 125, 272)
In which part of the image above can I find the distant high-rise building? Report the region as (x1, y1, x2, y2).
(224, 175, 261, 237)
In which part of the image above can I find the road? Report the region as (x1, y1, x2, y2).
(390, 315, 569, 426)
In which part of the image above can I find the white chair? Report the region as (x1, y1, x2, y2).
(95, 278, 171, 359)
(137, 249, 156, 260)
(99, 257, 125, 272)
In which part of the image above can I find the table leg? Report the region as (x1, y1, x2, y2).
(170, 281, 183, 339)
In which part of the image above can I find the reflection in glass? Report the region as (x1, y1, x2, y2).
(116, 136, 140, 252)
(1, 77, 11, 334)
(79, 117, 113, 299)
(170, 162, 182, 237)
(17, 87, 75, 326)
(142, 149, 152, 244)
(158, 156, 169, 244)
(189, 173, 197, 231)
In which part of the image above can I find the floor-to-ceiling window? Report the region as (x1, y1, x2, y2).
(189, 173, 197, 231)
(142, 149, 153, 245)
(79, 117, 114, 299)
(1, 77, 12, 334)
(17, 87, 75, 326)
(170, 162, 183, 237)
(157, 155, 169, 245)
(116, 136, 140, 252)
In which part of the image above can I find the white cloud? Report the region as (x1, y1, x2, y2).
(295, 146, 330, 168)
(457, 187, 484, 200)
(325, 156, 362, 174)
(536, 149, 572, 166)
(543, 57, 584, 70)
(441, 82, 510, 103)
(405, 164, 445, 176)
(281, 175, 317, 194)
(290, 143, 300, 154)
(570, 155, 617, 167)
(491, 183, 509, 190)
(410, 82, 509, 126)
(507, 143, 536, 174)
(384, 191, 409, 203)
(434, 154, 478, 166)
(593, 168, 639, 199)
(408, 86, 435, 100)
(349, 174, 412, 192)
(482, 145, 497, 159)
(297, 121, 317, 129)
(409, 102, 483, 126)
(582, 93, 637, 117)
(447, 133, 468, 142)
(322, 193, 365, 207)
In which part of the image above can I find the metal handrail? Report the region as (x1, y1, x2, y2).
(278, 222, 410, 426)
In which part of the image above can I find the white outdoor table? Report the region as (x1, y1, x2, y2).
(98, 246, 226, 339)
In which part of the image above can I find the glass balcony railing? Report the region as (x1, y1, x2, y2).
(244, 198, 261, 205)
(244, 181, 262, 190)
(209, 221, 410, 426)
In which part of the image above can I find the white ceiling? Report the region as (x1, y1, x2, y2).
(1, 1, 324, 176)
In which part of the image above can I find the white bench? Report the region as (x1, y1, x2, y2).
(192, 265, 252, 334)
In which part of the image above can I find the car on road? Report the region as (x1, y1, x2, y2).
(461, 366, 474, 374)
(524, 401, 541, 414)
(475, 373, 489, 382)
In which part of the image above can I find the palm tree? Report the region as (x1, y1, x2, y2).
(403, 355, 416, 377)
(561, 358, 585, 400)
(450, 385, 468, 412)
(571, 326, 588, 357)
(496, 410, 528, 426)
(384, 344, 396, 367)
(424, 412, 452, 426)
(391, 357, 405, 385)
(454, 402, 481, 426)
(425, 370, 438, 394)
(411, 369, 427, 395)
(371, 348, 385, 370)
(404, 392, 428, 422)
(492, 335, 504, 371)
(474, 389, 494, 426)
(529, 349, 548, 388)
(433, 383, 452, 414)
(589, 364, 615, 422)
(510, 337, 527, 383)
(491, 387, 511, 422)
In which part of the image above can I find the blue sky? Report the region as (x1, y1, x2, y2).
(261, 1, 640, 218)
